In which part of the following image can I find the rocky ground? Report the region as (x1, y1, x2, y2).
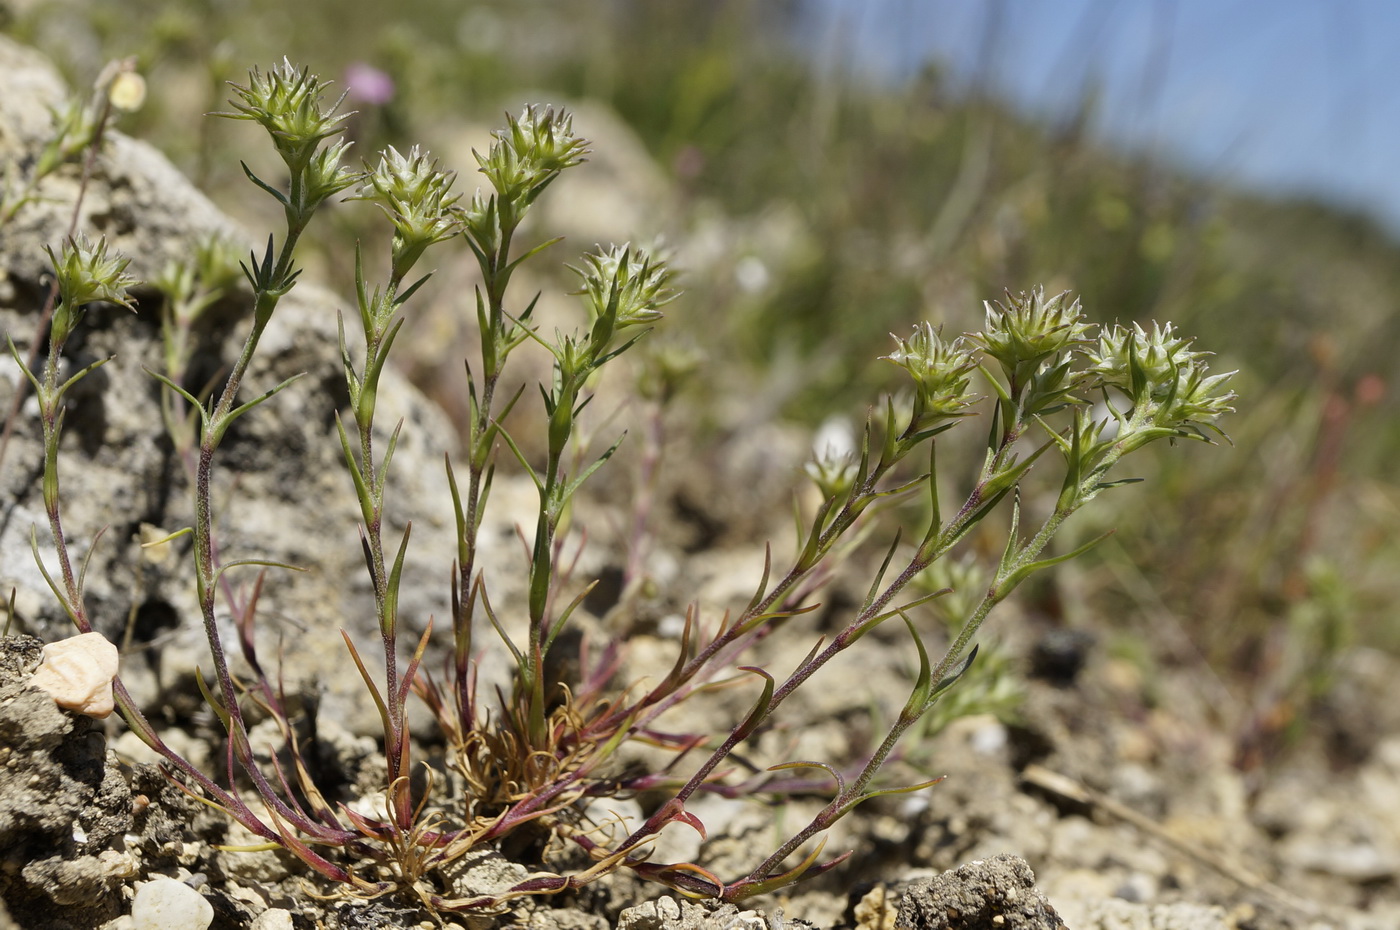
(2, 34, 1400, 930)
(7, 609, 1400, 930)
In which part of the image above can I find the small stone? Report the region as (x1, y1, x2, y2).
(854, 884, 898, 930)
(130, 878, 213, 930)
(616, 897, 682, 930)
(896, 855, 1066, 930)
(250, 908, 294, 930)
(29, 631, 120, 718)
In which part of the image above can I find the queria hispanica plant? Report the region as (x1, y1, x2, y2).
(16, 60, 1237, 914)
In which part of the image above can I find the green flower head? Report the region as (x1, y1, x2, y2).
(45, 235, 136, 348)
(1085, 321, 1200, 394)
(572, 244, 678, 360)
(882, 323, 979, 429)
(476, 105, 589, 208)
(461, 190, 500, 256)
(221, 60, 351, 174)
(1087, 321, 1236, 433)
(355, 145, 463, 278)
(1163, 358, 1237, 431)
(805, 422, 859, 501)
(973, 287, 1093, 380)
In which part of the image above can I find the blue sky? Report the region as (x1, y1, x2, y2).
(800, 0, 1400, 235)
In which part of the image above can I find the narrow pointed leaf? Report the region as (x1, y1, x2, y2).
(729, 836, 834, 900)
(479, 584, 523, 666)
(7, 336, 42, 393)
(216, 373, 307, 441)
(898, 611, 933, 721)
(767, 759, 844, 795)
(731, 666, 775, 741)
(74, 524, 109, 605)
(930, 642, 980, 701)
(194, 666, 233, 732)
(340, 631, 392, 736)
(850, 775, 947, 809)
(334, 413, 372, 522)
(147, 369, 211, 431)
(28, 529, 79, 628)
(494, 420, 543, 492)
(743, 545, 773, 615)
(561, 432, 627, 500)
(383, 522, 412, 637)
(56, 356, 111, 398)
(213, 558, 306, 586)
(998, 530, 1115, 596)
(240, 162, 289, 207)
(543, 580, 597, 654)
(861, 531, 904, 614)
(503, 235, 565, 274)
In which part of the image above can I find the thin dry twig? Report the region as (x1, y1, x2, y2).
(1021, 763, 1329, 920)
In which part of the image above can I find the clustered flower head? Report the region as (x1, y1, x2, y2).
(1085, 321, 1236, 430)
(882, 322, 979, 431)
(1086, 320, 1200, 392)
(299, 142, 359, 211)
(354, 146, 463, 280)
(222, 59, 351, 175)
(45, 235, 136, 346)
(882, 292, 1237, 470)
(476, 105, 589, 208)
(804, 446, 859, 500)
(500, 105, 589, 176)
(973, 287, 1093, 383)
(571, 244, 678, 364)
(573, 244, 677, 328)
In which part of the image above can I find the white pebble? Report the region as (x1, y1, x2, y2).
(29, 631, 120, 718)
(130, 878, 213, 930)
(251, 909, 294, 930)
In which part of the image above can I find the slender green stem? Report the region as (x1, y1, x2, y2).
(187, 226, 305, 770)
(36, 344, 82, 621)
(452, 217, 519, 728)
(746, 409, 1166, 882)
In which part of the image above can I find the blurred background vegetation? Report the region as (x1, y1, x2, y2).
(6, 0, 1398, 770)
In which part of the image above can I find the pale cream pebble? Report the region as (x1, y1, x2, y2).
(29, 631, 120, 718)
(249, 909, 294, 930)
(129, 878, 213, 930)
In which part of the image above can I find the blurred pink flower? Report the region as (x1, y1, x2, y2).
(345, 62, 395, 105)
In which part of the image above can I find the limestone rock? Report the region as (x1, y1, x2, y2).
(895, 855, 1065, 930)
(0, 33, 526, 736)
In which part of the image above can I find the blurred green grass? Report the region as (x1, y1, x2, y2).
(12, 0, 1399, 763)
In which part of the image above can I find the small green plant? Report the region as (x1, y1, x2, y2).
(17, 61, 1236, 914)
(0, 58, 145, 477)
(0, 60, 143, 228)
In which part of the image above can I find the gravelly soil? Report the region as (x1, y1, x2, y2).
(5, 610, 1400, 929)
